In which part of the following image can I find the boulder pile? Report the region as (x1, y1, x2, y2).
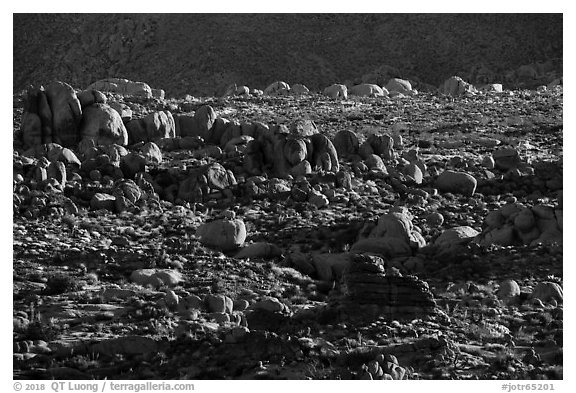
(335, 254, 438, 320)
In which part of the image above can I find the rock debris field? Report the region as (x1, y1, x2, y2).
(13, 77, 563, 380)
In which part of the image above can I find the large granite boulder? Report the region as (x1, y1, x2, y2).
(79, 103, 128, 146)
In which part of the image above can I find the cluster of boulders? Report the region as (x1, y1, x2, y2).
(336, 254, 438, 320)
(477, 202, 562, 247)
(357, 353, 407, 380)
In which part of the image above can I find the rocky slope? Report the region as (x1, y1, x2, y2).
(13, 80, 563, 380)
(13, 14, 563, 96)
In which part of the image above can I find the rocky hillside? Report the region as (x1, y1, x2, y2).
(13, 14, 562, 96)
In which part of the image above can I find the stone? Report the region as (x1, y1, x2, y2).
(311, 253, 351, 281)
(137, 142, 163, 164)
(349, 84, 387, 97)
(333, 130, 359, 158)
(492, 148, 521, 170)
(480, 225, 516, 247)
(310, 134, 340, 172)
(253, 297, 286, 313)
(108, 102, 133, 122)
(205, 162, 237, 190)
(90, 193, 116, 211)
(324, 84, 348, 99)
(120, 153, 146, 179)
(496, 279, 521, 300)
(47, 161, 66, 187)
(309, 190, 329, 208)
(435, 226, 480, 247)
(142, 111, 175, 141)
(530, 282, 563, 303)
(130, 269, 183, 288)
(403, 163, 423, 184)
(435, 170, 477, 196)
(264, 81, 290, 95)
(235, 242, 282, 259)
(385, 78, 412, 95)
(480, 83, 503, 93)
(439, 76, 477, 97)
(87, 78, 152, 99)
(366, 133, 394, 160)
(426, 212, 444, 227)
(177, 295, 205, 315)
(113, 179, 143, 204)
(80, 103, 128, 146)
(197, 219, 247, 252)
(291, 84, 310, 95)
(193, 105, 216, 139)
(45, 81, 83, 147)
(151, 88, 165, 99)
(365, 154, 386, 171)
(290, 160, 312, 177)
(482, 155, 496, 169)
(126, 119, 147, 144)
(284, 139, 307, 165)
(514, 208, 536, 232)
(205, 294, 233, 314)
(77, 89, 107, 108)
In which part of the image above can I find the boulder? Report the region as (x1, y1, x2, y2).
(439, 76, 477, 97)
(197, 219, 247, 252)
(385, 78, 412, 95)
(435, 170, 477, 196)
(349, 84, 387, 97)
(137, 142, 163, 164)
(235, 242, 282, 259)
(530, 282, 563, 303)
(496, 279, 521, 300)
(45, 81, 83, 147)
(193, 105, 216, 139)
(120, 153, 146, 179)
(108, 102, 133, 122)
(142, 111, 175, 141)
(291, 84, 310, 95)
(324, 84, 348, 99)
(205, 294, 233, 313)
(311, 253, 351, 281)
(79, 103, 128, 146)
(264, 81, 290, 95)
(151, 88, 165, 99)
(435, 226, 479, 247)
(310, 134, 340, 172)
(130, 269, 183, 288)
(125, 119, 147, 145)
(333, 130, 359, 158)
(113, 179, 143, 204)
(363, 133, 394, 160)
(87, 78, 152, 99)
(77, 89, 107, 108)
(90, 193, 116, 211)
(492, 148, 521, 170)
(289, 119, 318, 138)
(20, 87, 53, 148)
(402, 163, 423, 184)
(283, 139, 307, 165)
